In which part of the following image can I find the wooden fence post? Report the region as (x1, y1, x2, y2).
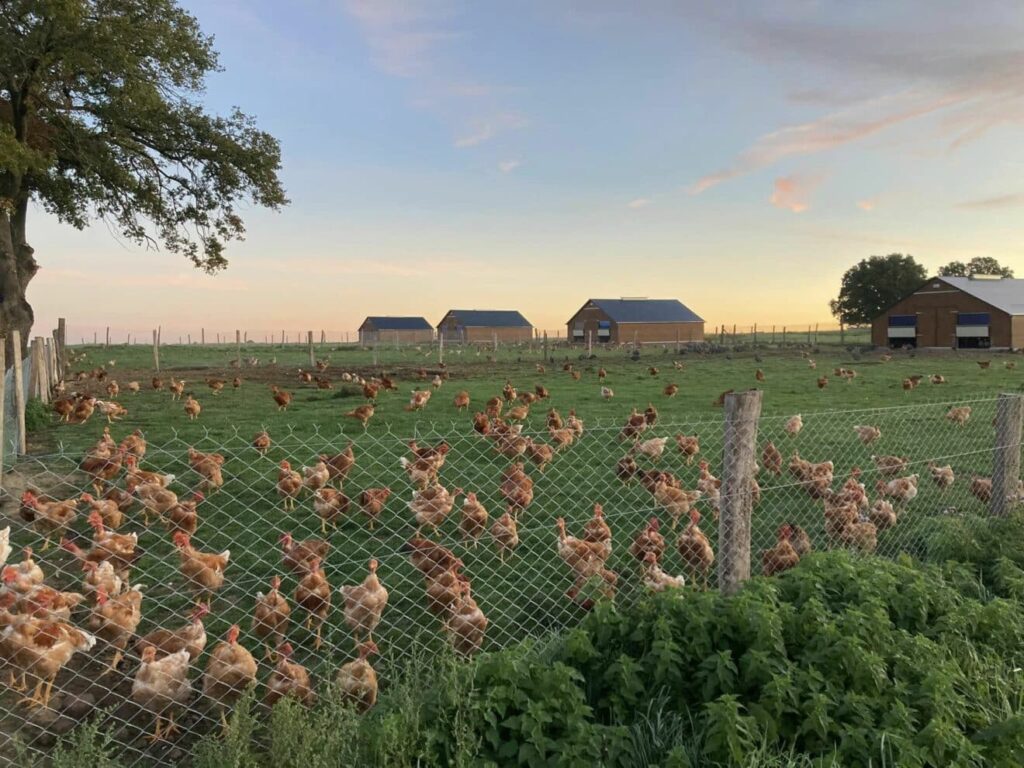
(55, 318, 66, 373)
(12, 330, 25, 455)
(320, 330, 326, 345)
(718, 389, 763, 595)
(0, 341, 5, 488)
(152, 330, 160, 372)
(991, 392, 1024, 517)
(307, 331, 315, 366)
(752, 323, 758, 345)
(201, 328, 205, 345)
(587, 330, 593, 357)
(771, 325, 776, 344)
(807, 325, 811, 344)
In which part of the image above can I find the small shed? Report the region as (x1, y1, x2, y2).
(358, 316, 434, 345)
(871, 275, 1024, 349)
(566, 298, 705, 345)
(437, 309, 533, 344)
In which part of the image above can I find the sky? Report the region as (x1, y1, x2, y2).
(27, 0, 1024, 342)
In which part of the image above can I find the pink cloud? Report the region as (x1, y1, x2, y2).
(856, 198, 877, 211)
(770, 175, 820, 213)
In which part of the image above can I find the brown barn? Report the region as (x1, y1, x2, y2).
(437, 309, 533, 344)
(358, 317, 434, 345)
(871, 275, 1024, 349)
(566, 298, 704, 345)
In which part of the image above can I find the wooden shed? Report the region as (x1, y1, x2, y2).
(566, 298, 705, 345)
(358, 316, 434, 345)
(437, 309, 533, 344)
(871, 275, 1024, 349)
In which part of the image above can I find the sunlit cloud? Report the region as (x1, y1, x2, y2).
(498, 159, 521, 173)
(770, 175, 819, 213)
(856, 198, 877, 212)
(627, 198, 651, 209)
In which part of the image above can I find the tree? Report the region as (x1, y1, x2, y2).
(938, 257, 1014, 278)
(0, 0, 286, 359)
(829, 254, 927, 325)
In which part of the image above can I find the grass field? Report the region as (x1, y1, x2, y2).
(4, 338, 1022, 760)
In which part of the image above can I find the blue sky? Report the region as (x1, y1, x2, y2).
(30, 0, 1024, 340)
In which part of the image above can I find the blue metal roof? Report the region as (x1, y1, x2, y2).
(587, 299, 703, 323)
(363, 316, 433, 330)
(442, 310, 532, 328)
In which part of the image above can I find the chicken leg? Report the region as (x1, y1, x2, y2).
(146, 715, 165, 743)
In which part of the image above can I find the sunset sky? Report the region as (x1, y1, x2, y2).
(29, 0, 1024, 342)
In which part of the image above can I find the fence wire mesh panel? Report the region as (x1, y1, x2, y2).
(0, 393, 1020, 765)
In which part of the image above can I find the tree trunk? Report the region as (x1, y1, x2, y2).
(0, 207, 38, 365)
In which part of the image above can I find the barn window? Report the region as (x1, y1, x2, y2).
(956, 312, 991, 348)
(888, 315, 917, 326)
(597, 320, 611, 340)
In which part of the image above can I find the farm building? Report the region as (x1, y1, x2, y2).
(871, 275, 1024, 349)
(566, 298, 705, 344)
(437, 309, 533, 344)
(358, 316, 434, 344)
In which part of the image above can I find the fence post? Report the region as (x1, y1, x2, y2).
(307, 331, 315, 366)
(56, 317, 66, 373)
(991, 392, 1024, 517)
(587, 330, 593, 357)
(438, 331, 445, 365)
(752, 323, 758, 346)
(771, 325, 776, 344)
(782, 326, 787, 344)
(718, 389, 763, 595)
(12, 330, 25, 455)
(201, 327, 205, 345)
(814, 323, 819, 344)
(105, 326, 110, 347)
(0, 341, 5, 490)
(543, 331, 548, 361)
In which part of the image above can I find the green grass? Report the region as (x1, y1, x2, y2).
(7, 339, 1024, 760)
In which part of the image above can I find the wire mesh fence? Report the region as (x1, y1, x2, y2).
(0, 393, 1020, 765)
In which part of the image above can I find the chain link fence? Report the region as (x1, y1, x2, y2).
(0, 393, 1020, 765)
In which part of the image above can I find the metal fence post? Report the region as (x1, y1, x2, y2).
(718, 389, 763, 595)
(991, 392, 1024, 517)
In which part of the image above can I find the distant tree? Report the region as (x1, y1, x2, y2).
(829, 254, 927, 325)
(0, 0, 287, 360)
(938, 257, 1014, 278)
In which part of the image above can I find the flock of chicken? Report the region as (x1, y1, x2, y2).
(1, 351, 1006, 749)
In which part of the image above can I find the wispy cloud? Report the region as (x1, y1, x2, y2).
(691, 92, 960, 193)
(627, 198, 651, 209)
(498, 159, 521, 173)
(856, 198, 877, 212)
(343, 0, 528, 149)
(956, 192, 1024, 211)
(769, 175, 819, 213)
(689, 7, 1024, 192)
(454, 112, 528, 148)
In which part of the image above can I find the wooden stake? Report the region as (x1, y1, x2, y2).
(105, 327, 110, 347)
(543, 331, 549, 361)
(307, 331, 315, 366)
(56, 318, 67, 373)
(152, 330, 160, 372)
(201, 328, 205, 345)
(718, 389, 763, 595)
(0, 341, 5, 490)
(11, 330, 25, 455)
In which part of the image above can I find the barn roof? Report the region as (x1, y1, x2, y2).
(940, 276, 1024, 315)
(441, 310, 532, 328)
(363, 316, 433, 330)
(585, 298, 704, 324)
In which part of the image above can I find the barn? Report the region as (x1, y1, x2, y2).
(566, 298, 705, 345)
(437, 309, 533, 344)
(358, 316, 434, 344)
(871, 275, 1024, 349)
